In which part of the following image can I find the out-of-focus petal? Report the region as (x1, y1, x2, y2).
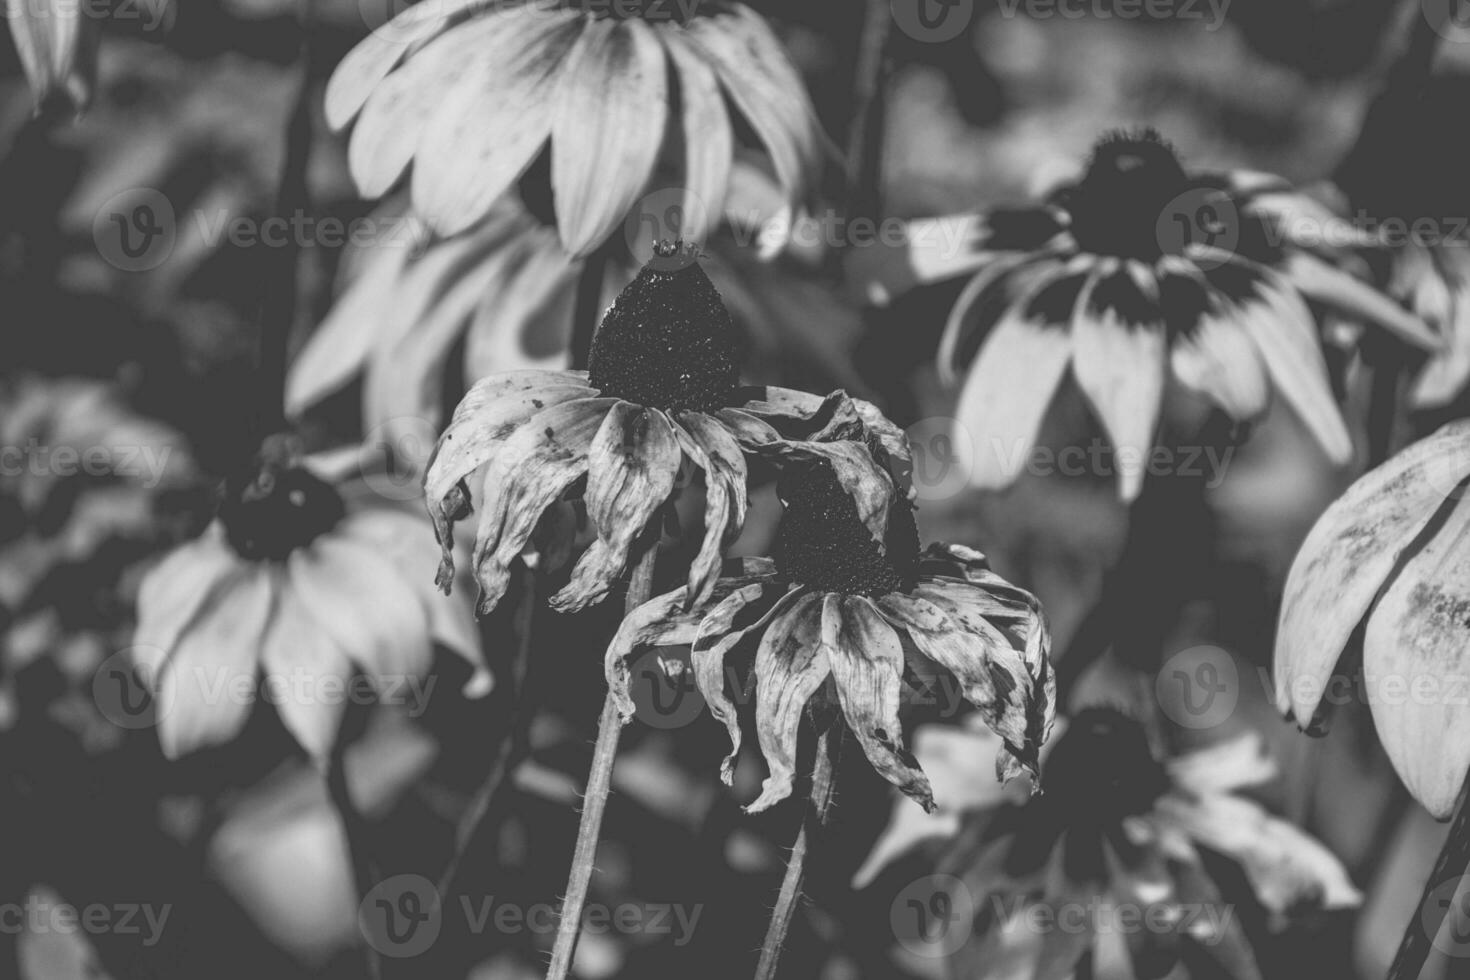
(1283, 251, 1439, 351)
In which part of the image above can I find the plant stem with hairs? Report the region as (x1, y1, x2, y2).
(754, 727, 842, 980)
(1387, 773, 1470, 980)
(544, 539, 658, 980)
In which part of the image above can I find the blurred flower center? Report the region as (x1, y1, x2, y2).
(588, 246, 742, 413)
(219, 462, 345, 562)
(1043, 708, 1169, 819)
(1065, 132, 1192, 262)
(774, 461, 919, 597)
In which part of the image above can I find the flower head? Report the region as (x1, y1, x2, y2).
(325, 0, 823, 254)
(133, 437, 488, 763)
(1276, 419, 1470, 818)
(871, 129, 1438, 500)
(604, 446, 1054, 814)
(926, 711, 1358, 979)
(424, 246, 858, 615)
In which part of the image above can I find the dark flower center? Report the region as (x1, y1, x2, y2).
(1062, 129, 1194, 262)
(588, 243, 742, 413)
(774, 460, 918, 597)
(219, 446, 344, 562)
(1043, 708, 1169, 819)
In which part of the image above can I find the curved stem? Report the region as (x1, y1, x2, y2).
(1387, 774, 1470, 980)
(544, 542, 658, 980)
(754, 727, 842, 980)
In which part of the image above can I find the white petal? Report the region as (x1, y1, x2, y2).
(1170, 313, 1271, 420)
(665, 35, 732, 246)
(133, 525, 243, 671)
(260, 583, 354, 764)
(1283, 251, 1439, 351)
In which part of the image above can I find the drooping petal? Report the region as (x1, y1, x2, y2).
(550, 18, 669, 255)
(665, 34, 732, 246)
(156, 566, 274, 760)
(259, 582, 355, 764)
(1170, 281, 1271, 421)
(412, 13, 582, 234)
(938, 254, 1057, 383)
(133, 525, 245, 674)
(955, 275, 1080, 492)
(551, 404, 683, 612)
(1411, 271, 1470, 408)
(470, 397, 616, 611)
(1362, 494, 1470, 819)
(748, 592, 828, 813)
(827, 595, 934, 811)
(679, 412, 750, 607)
(1071, 269, 1166, 501)
(1283, 251, 1439, 351)
(712, 407, 780, 448)
(1276, 421, 1470, 727)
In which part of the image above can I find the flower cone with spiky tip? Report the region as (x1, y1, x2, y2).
(133, 437, 489, 764)
(424, 243, 888, 617)
(324, 0, 824, 254)
(604, 424, 1054, 814)
(862, 129, 1439, 500)
(1276, 419, 1470, 818)
(931, 710, 1358, 980)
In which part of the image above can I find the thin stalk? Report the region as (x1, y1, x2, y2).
(1387, 774, 1470, 980)
(569, 246, 610, 371)
(843, 0, 893, 223)
(327, 745, 383, 980)
(544, 542, 659, 980)
(753, 728, 842, 980)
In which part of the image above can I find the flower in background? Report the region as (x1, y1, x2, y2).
(605, 444, 1054, 813)
(6, 0, 99, 116)
(927, 710, 1357, 979)
(425, 243, 869, 616)
(863, 129, 1438, 500)
(133, 436, 488, 763)
(1276, 419, 1470, 819)
(324, 0, 823, 254)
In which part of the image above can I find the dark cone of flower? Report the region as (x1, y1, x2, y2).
(1064, 128, 1192, 261)
(588, 242, 742, 414)
(1044, 708, 1169, 821)
(774, 462, 919, 597)
(219, 438, 344, 561)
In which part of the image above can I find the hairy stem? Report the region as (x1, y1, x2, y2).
(1387, 776, 1470, 980)
(754, 727, 842, 980)
(545, 542, 658, 980)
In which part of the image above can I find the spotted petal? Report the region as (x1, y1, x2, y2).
(747, 592, 828, 813)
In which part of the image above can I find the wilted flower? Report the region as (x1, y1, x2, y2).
(604, 450, 1054, 813)
(7, 0, 98, 116)
(933, 710, 1358, 979)
(134, 438, 488, 762)
(1276, 419, 1470, 818)
(425, 244, 863, 616)
(867, 129, 1437, 500)
(324, 0, 823, 254)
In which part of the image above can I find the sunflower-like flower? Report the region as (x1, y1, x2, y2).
(425, 243, 868, 615)
(864, 129, 1438, 500)
(1276, 419, 1470, 818)
(604, 447, 1054, 813)
(930, 710, 1358, 979)
(133, 437, 488, 762)
(8, 0, 98, 116)
(324, 0, 823, 254)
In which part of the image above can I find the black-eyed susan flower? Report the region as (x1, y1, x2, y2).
(1276, 419, 1470, 819)
(864, 129, 1438, 500)
(424, 243, 869, 617)
(133, 437, 488, 762)
(604, 450, 1054, 813)
(931, 710, 1358, 979)
(324, 0, 823, 254)
(8, 0, 98, 116)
